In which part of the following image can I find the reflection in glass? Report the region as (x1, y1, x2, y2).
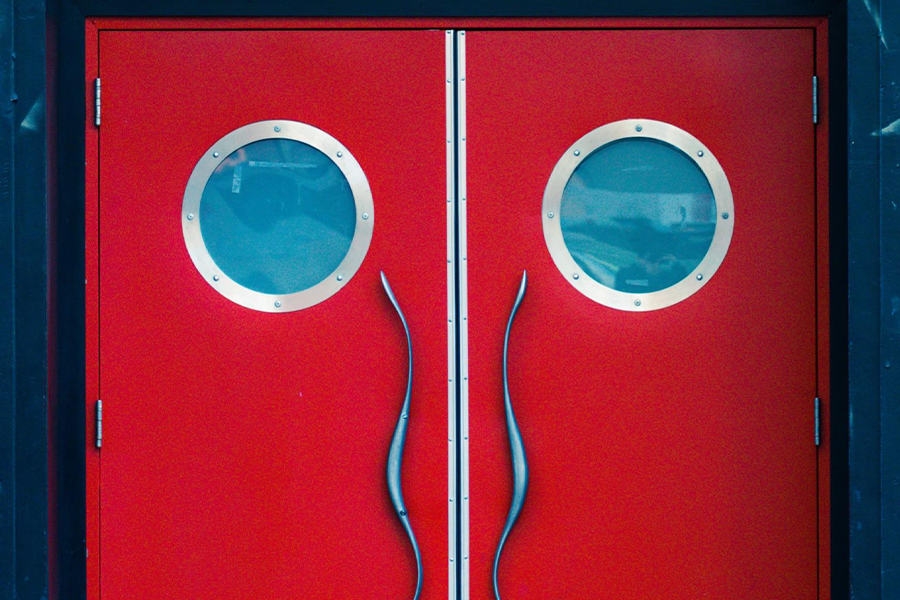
(559, 139, 716, 294)
(199, 139, 356, 295)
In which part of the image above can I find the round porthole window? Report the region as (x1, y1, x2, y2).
(542, 119, 734, 311)
(182, 120, 373, 312)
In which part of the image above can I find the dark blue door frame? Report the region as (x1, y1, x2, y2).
(1, 1, 53, 599)
(0, 1, 895, 599)
(841, 1, 900, 598)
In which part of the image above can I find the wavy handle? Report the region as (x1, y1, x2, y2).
(381, 272, 423, 600)
(493, 271, 530, 600)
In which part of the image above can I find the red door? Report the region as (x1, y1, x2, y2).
(93, 29, 448, 599)
(87, 22, 826, 600)
(465, 29, 820, 599)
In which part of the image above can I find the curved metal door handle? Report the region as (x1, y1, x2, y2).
(381, 272, 423, 600)
(493, 271, 530, 600)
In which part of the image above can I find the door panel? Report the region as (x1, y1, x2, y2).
(466, 30, 817, 599)
(92, 24, 822, 600)
(98, 30, 447, 599)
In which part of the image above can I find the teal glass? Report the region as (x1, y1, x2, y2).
(559, 138, 716, 293)
(199, 138, 356, 295)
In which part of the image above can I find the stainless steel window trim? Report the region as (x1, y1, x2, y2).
(542, 119, 735, 312)
(181, 119, 374, 313)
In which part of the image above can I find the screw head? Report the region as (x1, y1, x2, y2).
(697, 150, 704, 157)
(573, 150, 581, 156)
(362, 213, 369, 220)
(186, 213, 194, 221)
(212, 275, 219, 282)
(336, 151, 343, 158)
(722, 212, 730, 219)
(634, 299, 642, 307)
(337, 274, 343, 282)
(636, 125, 643, 132)
(213, 151, 219, 158)
(274, 301, 282, 308)
(696, 274, 704, 281)
(573, 273, 580, 280)
(274, 126, 281, 132)
(548, 212, 555, 218)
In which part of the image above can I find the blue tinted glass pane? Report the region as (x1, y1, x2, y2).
(559, 139, 716, 293)
(199, 139, 356, 295)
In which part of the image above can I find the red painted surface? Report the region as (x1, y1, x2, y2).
(85, 19, 831, 600)
(815, 21, 831, 600)
(94, 29, 447, 599)
(91, 17, 823, 30)
(85, 20, 100, 600)
(466, 29, 820, 599)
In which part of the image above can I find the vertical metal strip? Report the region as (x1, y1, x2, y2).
(445, 29, 458, 600)
(456, 29, 470, 600)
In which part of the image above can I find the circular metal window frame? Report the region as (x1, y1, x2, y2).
(542, 119, 734, 312)
(182, 120, 374, 313)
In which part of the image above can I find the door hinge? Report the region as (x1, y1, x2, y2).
(812, 75, 818, 124)
(94, 78, 101, 127)
(814, 397, 820, 447)
(95, 399, 103, 448)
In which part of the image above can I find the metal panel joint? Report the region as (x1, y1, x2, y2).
(95, 399, 102, 448)
(814, 396, 820, 447)
(94, 78, 101, 127)
(812, 75, 818, 124)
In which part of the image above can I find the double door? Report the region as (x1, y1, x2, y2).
(86, 22, 826, 600)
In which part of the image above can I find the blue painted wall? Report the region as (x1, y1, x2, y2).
(846, 0, 900, 598)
